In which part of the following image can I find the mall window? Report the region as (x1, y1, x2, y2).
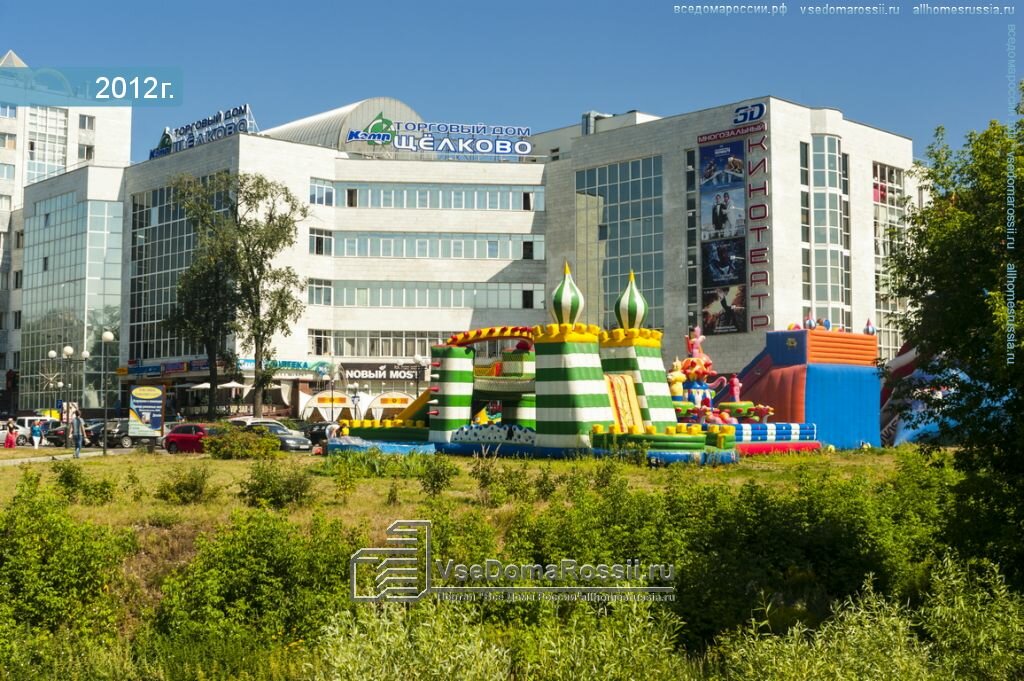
(13, 270, 21, 289)
(77, 144, 94, 161)
(801, 191, 810, 242)
(42, 256, 48, 271)
(0, 132, 14, 149)
(0, 195, 10, 211)
(330, 182, 544, 212)
(309, 179, 334, 206)
(308, 329, 332, 355)
(0, 103, 15, 118)
(0, 163, 13, 180)
(307, 279, 333, 305)
(309, 228, 333, 256)
(12, 311, 20, 330)
(79, 114, 95, 130)
(800, 142, 809, 185)
(575, 155, 665, 328)
(12, 352, 18, 371)
(0, 353, 5, 370)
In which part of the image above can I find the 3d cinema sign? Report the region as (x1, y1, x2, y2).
(149, 103, 253, 159)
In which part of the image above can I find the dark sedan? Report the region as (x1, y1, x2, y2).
(244, 423, 313, 452)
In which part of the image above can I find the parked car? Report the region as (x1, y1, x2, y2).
(13, 417, 61, 446)
(244, 423, 313, 452)
(164, 423, 219, 453)
(103, 419, 159, 449)
(47, 419, 115, 448)
(302, 422, 332, 449)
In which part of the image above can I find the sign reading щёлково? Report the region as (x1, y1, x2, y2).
(346, 111, 533, 156)
(149, 103, 254, 159)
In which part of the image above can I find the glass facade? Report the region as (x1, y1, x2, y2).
(26, 106, 68, 184)
(129, 185, 200, 362)
(575, 156, 664, 329)
(318, 180, 544, 211)
(308, 329, 458, 358)
(309, 230, 545, 261)
(802, 136, 852, 331)
(308, 280, 545, 310)
(19, 191, 122, 410)
(873, 162, 907, 360)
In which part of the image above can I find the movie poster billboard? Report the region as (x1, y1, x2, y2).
(128, 385, 165, 437)
(699, 141, 746, 241)
(702, 285, 747, 335)
(701, 237, 746, 287)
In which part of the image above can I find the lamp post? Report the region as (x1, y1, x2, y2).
(101, 330, 114, 456)
(347, 382, 368, 420)
(58, 345, 90, 448)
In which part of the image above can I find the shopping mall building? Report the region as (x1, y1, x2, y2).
(1, 52, 917, 417)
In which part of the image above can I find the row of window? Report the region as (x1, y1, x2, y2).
(310, 179, 544, 211)
(0, 103, 15, 118)
(308, 229, 545, 260)
(0, 311, 22, 329)
(0, 163, 13, 180)
(308, 329, 458, 358)
(0, 132, 15, 150)
(307, 280, 546, 310)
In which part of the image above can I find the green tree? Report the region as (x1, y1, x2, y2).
(164, 206, 237, 421)
(887, 87, 1024, 583)
(171, 173, 307, 418)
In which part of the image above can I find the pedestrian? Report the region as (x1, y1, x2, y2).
(70, 410, 86, 459)
(31, 420, 42, 449)
(3, 419, 15, 449)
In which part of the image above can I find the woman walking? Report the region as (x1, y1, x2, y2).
(31, 420, 42, 449)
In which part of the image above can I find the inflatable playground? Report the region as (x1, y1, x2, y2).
(328, 265, 881, 464)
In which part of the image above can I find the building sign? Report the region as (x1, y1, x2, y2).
(344, 363, 427, 382)
(698, 102, 772, 334)
(162, 361, 189, 374)
(149, 103, 255, 159)
(344, 111, 533, 156)
(128, 385, 165, 437)
(128, 364, 162, 376)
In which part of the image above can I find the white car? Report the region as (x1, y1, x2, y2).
(12, 416, 61, 446)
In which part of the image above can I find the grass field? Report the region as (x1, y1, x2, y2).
(0, 448, 899, 533)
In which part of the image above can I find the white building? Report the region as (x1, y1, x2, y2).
(0, 50, 131, 413)
(530, 97, 917, 371)
(123, 97, 546, 417)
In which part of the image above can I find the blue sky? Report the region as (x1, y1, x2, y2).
(0, 0, 1013, 162)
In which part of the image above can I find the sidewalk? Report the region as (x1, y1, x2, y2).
(0, 447, 138, 467)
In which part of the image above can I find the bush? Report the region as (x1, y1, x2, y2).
(534, 464, 558, 501)
(0, 471, 131, 660)
(418, 455, 459, 497)
(319, 449, 430, 479)
(51, 461, 116, 505)
(238, 460, 313, 509)
(155, 509, 363, 644)
(205, 425, 281, 460)
(154, 464, 218, 505)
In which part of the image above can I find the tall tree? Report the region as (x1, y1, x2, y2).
(164, 230, 237, 421)
(887, 88, 1023, 582)
(171, 172, 307, 418)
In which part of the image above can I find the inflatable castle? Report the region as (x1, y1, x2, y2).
(328, 264, 879, 461)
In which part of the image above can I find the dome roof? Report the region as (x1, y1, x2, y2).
(261, 97, 423, 153)
(550, 262, 585, 325)
(614, 271, 648, 329)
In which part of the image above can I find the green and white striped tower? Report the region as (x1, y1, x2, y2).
(427, 344, 475, 444)
(534, 263, 614, 449)
(503, 394, 536, 430)
(600, 272, 678, 431)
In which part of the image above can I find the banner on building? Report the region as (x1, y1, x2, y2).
(128, 385, 165, 437)
(699, 140, 746, 241)
(702, 285, 747, 335)
(701, 237, 746, 287)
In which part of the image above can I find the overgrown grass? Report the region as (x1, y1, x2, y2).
(0, 445, 1012, 680)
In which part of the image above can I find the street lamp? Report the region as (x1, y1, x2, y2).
(58, 345, 90, 446)
(347, 382, 369, 420)
(101, 330, 114, 456)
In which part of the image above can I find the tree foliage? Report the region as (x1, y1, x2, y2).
(887, 87, 1024, 583)
(169, 172, 307, 418)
